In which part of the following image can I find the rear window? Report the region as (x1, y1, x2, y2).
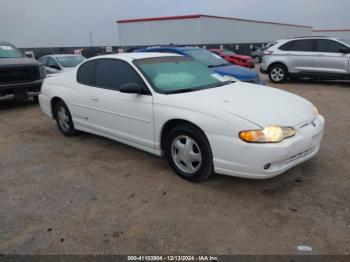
(77, 60, 96, 86)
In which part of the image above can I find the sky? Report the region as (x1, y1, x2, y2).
(1, 0, 349, 47)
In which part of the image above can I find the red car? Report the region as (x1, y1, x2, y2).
(210, 49, 255, 68)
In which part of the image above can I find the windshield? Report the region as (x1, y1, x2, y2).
(0, 45, 23, 58)
(338, 39, 350, 46)
(184, 49, 230, 68)
(135, 56, 231, 94)
(223, 50, 236, 56)
(56, 56, 86, 67)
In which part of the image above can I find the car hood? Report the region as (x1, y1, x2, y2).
(213, 64, 258, 81)
(230, 54, 253, 60)
(163, 82, 315, 127)
(0, 57, 41, 68)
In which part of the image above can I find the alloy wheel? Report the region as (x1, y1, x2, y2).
(271, 67, 285, 82)
(57, 106, 70, 132)
(171, 135, 202, 174)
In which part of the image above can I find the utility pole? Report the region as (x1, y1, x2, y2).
(89, 32, 94, 47)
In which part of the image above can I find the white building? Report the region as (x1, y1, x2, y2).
(117, 14, 313, 53)
(313, 29, 350, 39)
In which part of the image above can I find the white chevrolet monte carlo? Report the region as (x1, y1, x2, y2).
(39, 53, 325, 182)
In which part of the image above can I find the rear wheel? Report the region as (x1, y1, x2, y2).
(54, 100, 79, 137)
(269, 64, 288, 83)
(164, 124, 214, 182)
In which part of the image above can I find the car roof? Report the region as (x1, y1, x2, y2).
(0, 41, 14, 46)
(277, 36, 339, 42)
(88, 52, 182, 61)
(42, 54, 84, 58)
(139, 46, 203, 52)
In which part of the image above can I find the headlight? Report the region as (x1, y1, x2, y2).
(239, 126, 296, 143)
(223, 75, 237, 82)
(314, 106, 319, 115)
(39, 65, 47, 78)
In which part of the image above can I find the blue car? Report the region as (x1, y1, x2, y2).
(135, 46, 265, 85)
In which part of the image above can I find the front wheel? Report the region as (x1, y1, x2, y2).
(54, 100, 79, 137)
(164, 124, 214, 182)
(269, 64, 288, 83)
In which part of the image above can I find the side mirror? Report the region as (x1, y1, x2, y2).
(120, 83, 145, 94)
(339, 48, 350, 54)
(49, 64, 61, 70)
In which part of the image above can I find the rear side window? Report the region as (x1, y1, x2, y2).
(315, 39, 347, 53)
(77, 60, 96, 86)
(279, 40, 314, 52)
(94, 59, 145, 91)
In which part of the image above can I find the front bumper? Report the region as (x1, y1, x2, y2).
(0, 79, 43, 96)
(209, 115, 325, 179)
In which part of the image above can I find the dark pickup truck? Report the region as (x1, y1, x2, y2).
(0, 41, 46, 101)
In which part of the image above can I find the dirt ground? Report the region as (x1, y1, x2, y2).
(0, 76, 349, 255)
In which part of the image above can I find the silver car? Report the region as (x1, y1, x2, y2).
(260, 37, 350, 83)
(38, 54, 86, 75)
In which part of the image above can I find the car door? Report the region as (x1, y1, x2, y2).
(279, 39, 315, 73)
(313, 39, 350, 75)
(70, 60, 97, 128)
(87, 58, 154, 149)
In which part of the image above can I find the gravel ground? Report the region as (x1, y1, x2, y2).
(0, 76, 349, 255)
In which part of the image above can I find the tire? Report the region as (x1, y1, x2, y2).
(164, 124, 214, 182)
(33, 95, 39, 103)
(269, 64, 288, 83)
(54, 100, 79, 137)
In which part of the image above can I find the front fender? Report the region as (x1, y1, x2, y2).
(153, 103, 259, 150)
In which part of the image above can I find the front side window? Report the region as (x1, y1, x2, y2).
(0, 45, 23, 58)
(56, 56, 86, 68)
(39, 57, 48, 66)
(94, 59, 145, 91)
(279, 40, 314, 52)
(135, 56, 231, 94)
(184, 49, 230, 68)
(47, 57, 59, 67)
(315, 39, 348, 53)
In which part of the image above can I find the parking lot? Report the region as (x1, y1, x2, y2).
(0, 74, 349, 255)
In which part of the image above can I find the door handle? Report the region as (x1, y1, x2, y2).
(90, 96, 99, 102)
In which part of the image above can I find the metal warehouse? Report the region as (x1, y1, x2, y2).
(312, 29, 350, 39)
(117, 14, 313, 52)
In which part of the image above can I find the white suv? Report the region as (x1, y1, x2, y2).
(260, 37, 350, 83)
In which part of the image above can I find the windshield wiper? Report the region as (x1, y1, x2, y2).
(210, 81, 232, 88)
(166, 88, 198, 94)
(208, 63, 230, 68)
